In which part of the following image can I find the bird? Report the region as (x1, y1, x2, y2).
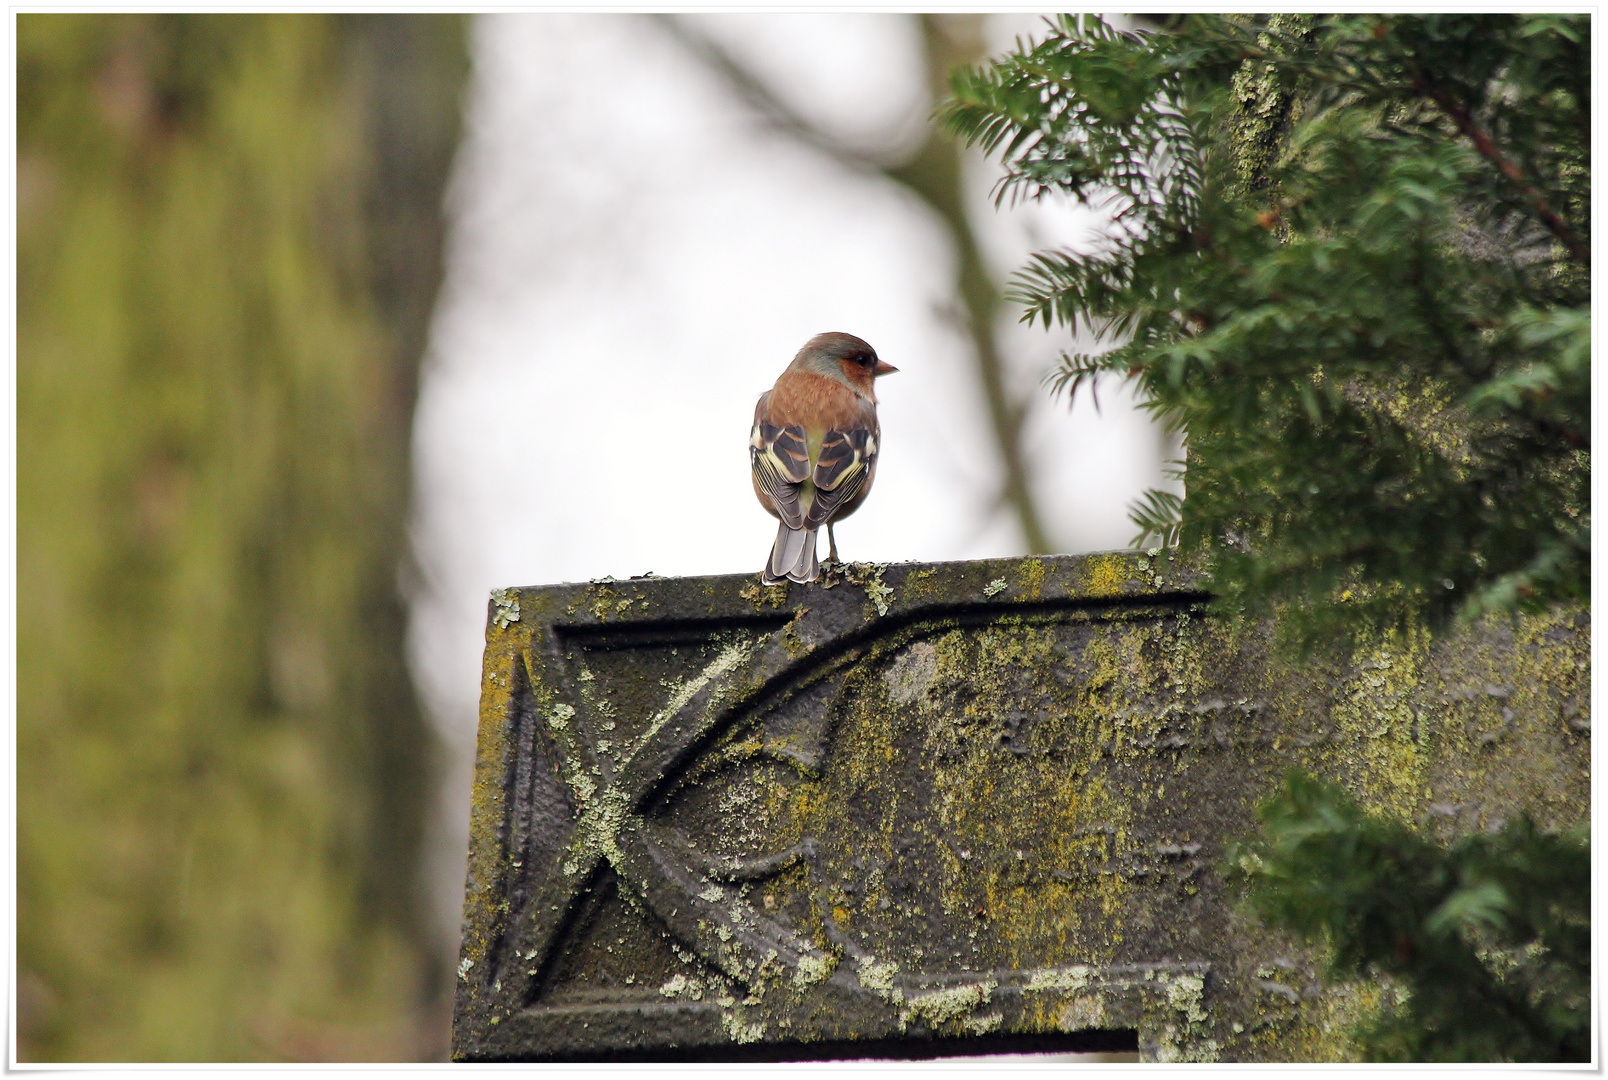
(751, 332, 898, 584)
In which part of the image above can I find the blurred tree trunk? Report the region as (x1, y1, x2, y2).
(891, 14, 1051, 554)
(17, 13, 466, 1061)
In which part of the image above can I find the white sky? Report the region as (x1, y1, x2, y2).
(407, 12, 1175, 949)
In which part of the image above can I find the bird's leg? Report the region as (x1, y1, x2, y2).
(826, 523, 840, 567)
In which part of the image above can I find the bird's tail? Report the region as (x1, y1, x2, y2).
(762, 522, 818, 585)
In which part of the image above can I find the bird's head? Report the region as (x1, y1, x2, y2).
(792, 331, 898, 399)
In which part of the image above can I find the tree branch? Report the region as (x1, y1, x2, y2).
(653, 13, 1054, 553)
(648, 14, 883, 180)
(1415, 77, 1589, 268)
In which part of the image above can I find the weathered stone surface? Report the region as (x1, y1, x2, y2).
(452, 552, 1589, 1062)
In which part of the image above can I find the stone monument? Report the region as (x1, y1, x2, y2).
(451, 552, 1588, 1061)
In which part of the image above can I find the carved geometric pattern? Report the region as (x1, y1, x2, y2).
(453, 554, 1590, 1062)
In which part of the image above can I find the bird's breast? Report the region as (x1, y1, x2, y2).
(765, 371, 875, 433)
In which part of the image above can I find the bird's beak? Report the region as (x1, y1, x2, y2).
(873, 360, 899, 377)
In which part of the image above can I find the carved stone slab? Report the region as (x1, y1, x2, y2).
(452, 553, 1589, 1062)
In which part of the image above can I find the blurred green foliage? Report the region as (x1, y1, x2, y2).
(1228, 773, 1588, 1061)
(18, 14, 467, 1060)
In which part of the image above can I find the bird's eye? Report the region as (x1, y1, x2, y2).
(858, 354, 874, 367)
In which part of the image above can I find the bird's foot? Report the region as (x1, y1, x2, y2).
(818, 559, 844, 589)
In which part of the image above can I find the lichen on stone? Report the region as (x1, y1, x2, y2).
(844, 562, 893, 616)
(457, 553, 1587, 1062)
(739, 579, 789, 608)
(791, 952, 836, 988)
(901, 979, 997, 1028)
(1024, 964, 1093, 993)
(635, 637, 757, 754)
(855, 955, 902, 1002)
(491, 587, 521, 629)
(882, 641, 937, 706)
(545, 702, 574, 731)
(1167, 971, 1208, 1025)
(722, 1011, 766, 1044)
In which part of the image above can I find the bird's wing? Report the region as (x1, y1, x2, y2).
(750, 419, 810, 530)
(804, 428, 877, 529)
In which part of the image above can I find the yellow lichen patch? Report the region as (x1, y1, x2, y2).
(452, 549, 1589, 1064)
(1321, 629, 1430, 821)
(1082, 552, 1135, 597)
(1017, 556, 1049, 599)
(739, 579, 790, 609)
(797, 619, 1146, 969)
(589, 583, 621, 621)
(900, 566, 940, 602)
(1240, 975, 1376, 1063)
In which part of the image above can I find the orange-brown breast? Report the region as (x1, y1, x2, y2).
(762, 371, 877, 432)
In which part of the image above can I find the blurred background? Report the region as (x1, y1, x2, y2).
(17, 12, 1173, 1061)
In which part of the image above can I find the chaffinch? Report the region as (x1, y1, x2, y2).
(750, 332, 898, 584)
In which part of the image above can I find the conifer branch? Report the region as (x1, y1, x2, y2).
(940, 14, 1589, 635)
(1414, 77, 1590, 268)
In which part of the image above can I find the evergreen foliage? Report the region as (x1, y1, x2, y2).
(941, 16, 1591, 1062)
(1227, 772, 1589, 1062)
(938, 14, 1589, 640)
(18, 14, 466, 1060)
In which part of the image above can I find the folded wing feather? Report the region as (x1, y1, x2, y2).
(804, 428, 876, 530)
(750, 420, 810, 530)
